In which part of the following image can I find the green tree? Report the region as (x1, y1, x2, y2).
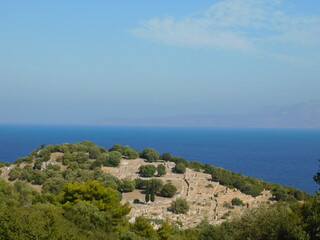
(9, 167, 21, 181)
(88, 146, 101, 159)
(61, 180, 131, 218)
(157, 221, 174, 240)
(120, 178, 135, 192)
(171, 198, 189, 214)
(150, 181, 155, 202)
(123, 148, 139, 159)
(109, 144, 125, 153)
(160, 183, 177, 198)
(139, 165, 157, 177)
(131, 216, 157, 239)
(97, 153, 109, 166)
(107, 151, 121, 167)
(161, 153, 173, 161)
(157, 164, 166, 176)
(175, 163, 186, 174)
(140, 148, 160, 162)
(145, 181, 150, 203)
(231, 197, 244, 206)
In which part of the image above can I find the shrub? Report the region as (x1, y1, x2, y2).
(139, 165, 156, 177)
(160, 183, 177, 197)
(123, 148, 139, 159)
(171, 198, 189, 214)
(109, 144, 125, 153)
(133, 199, 140, 204)
(107, 151, 121, 167)
(157, 164, 166, 176)
(175, 163, 186, 174)
(9, 167, 21, 181)
(119, 178, 135, 192)
(161, 153, 173, 161)
(231, 198, 245, 206)
(135, 179, 147, 189)
(131, 216, 157, 239)
(88, 146, 101, 159)
(139, 148, 160, 162)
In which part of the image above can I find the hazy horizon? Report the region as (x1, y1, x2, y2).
(1, 0, 319, 125)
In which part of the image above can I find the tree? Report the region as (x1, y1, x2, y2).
(157, 221, 174, 240)
(150, 181, 155, 202)
(157, 164, 166, 176)
(61, 180, 130, 218)
(109, 144, 125, 153)
(107, 151, 121, 167)
(97, 153, 109, 166)
(88, 146, 101, 159)
(175, 163, 186, 174)
(145, 189, 150, 203)
(171, 198, 189, 214)
(9, 167, 21, 181)
(161, 153, 173, 161)
(131, 216, 157, 239)
(139, 165, 157, 177)
(160, 183, 177, 198)
(120, 178, 135, 192)
(231, 198, 244, 206)
(139, 148, 160, 162)
(123, 148, 139, 159)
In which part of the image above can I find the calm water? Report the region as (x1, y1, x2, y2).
(0, 125, 319, 194)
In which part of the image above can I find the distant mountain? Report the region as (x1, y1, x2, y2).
(98, 100, 320, 128)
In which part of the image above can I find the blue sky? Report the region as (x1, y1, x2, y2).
(0, 0, 319, 124)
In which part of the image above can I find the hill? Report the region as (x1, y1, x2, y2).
(0, 141, 319, 240)
(99, 100, 320, 128)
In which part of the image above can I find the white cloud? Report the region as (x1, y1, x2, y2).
(130, 0, 320, 60)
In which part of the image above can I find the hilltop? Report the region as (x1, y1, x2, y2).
(0, 141, 318, 240)
(0, 142, 310, 227)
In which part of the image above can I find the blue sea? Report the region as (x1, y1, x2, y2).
(0, 125, 319, 194)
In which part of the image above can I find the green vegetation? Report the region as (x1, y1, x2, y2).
(231, 198, 245, 206)
(157, 164, 166, 176)
(0, 141, 318, 239)
(109, 144, 139, 159)
(171, 198, 189, 214)
(175, 162, 186, 174)
(160, 153, 173, 161)
(160, 183, 177, 197)
(140, 148, 160, 162)
(139, 165, 157, 177)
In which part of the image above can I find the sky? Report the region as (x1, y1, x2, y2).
(0, 0, 319, 125)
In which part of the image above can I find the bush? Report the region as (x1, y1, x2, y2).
(171, 198, 189, 214)
(160, 183, 177, 197)
(109, 144, 125, 153)
(123, 148, 139, 159)
(133, 199, 140, 204)
(139, 148, 160, 162)
(157, 164, 166, 176)
(139, 165, 156, 177)
(107, 151, 121, 167)
(175, 163, 186, 174)
(119, 178, 135, 192)
(231, 197, 244, 206)
(9, 167, 21, 181)
(161, 153, 173, 161)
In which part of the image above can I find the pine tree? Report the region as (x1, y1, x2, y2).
(150, 181, 155, 202)
(145, 181, 150, 203)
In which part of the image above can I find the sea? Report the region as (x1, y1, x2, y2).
(0, 124, 319, 194)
